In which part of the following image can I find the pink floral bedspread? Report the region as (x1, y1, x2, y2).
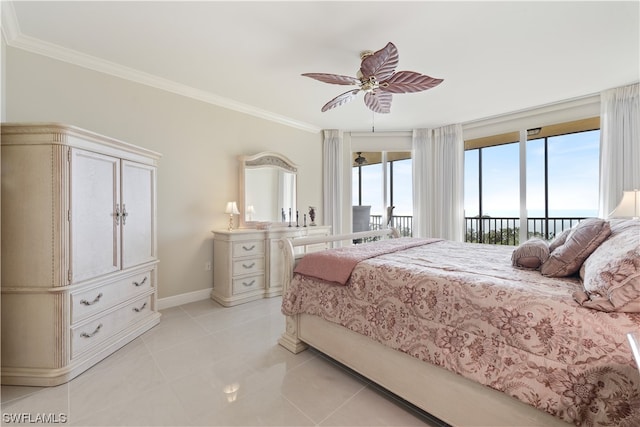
(294, 237, 440, 285)
(282, 240, 640, 426)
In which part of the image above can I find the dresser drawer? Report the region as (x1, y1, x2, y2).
(232, 240, 264, 258)
(71, 294, 153, 358)
(232, 257, 264, 276)
(71, 270, 153, 323)
(232, 274, 265, 295)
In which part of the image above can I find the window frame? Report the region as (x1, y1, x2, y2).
(464, 117, 600, 244)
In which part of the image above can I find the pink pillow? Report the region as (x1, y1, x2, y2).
(548, 228, 571, 252)
(511, 238, 549, 270)
(541, 218, 611, 278)
(574, 219, 640, 312)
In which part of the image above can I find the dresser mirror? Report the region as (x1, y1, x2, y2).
(239, 152, 297, 228)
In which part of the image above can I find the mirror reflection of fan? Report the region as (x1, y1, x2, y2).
(303, 42, 443, 114)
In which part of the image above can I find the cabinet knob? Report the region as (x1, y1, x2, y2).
(242, 244, 256, 251)
(121, 204, 129, 225)
(242, 262, 255, 269)
(242, 280, 255, 287)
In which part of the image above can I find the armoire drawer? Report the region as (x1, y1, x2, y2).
(71, 270, 153, 323)
(232, 274, 265, 295)
(232, 257, 264, 276)
(232, 240, 264, 258)
(71, 294, 153, 358)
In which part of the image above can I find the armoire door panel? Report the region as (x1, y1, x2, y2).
(121, 160, 156, 269)
(71, 149, 121, 282)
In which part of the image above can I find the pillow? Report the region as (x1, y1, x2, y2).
(541, 218, 611, 277)
(511, 238, 549, 270)
(574, 219, 640, 312)
(548, 228, 571, 252)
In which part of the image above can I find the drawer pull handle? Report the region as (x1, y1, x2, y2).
(80, 293, 103, 306)
(133, 302, 148, 313)
(80, 324, 103, 338)
(242, 262, 255, 269)
(242, 245, 255, 251)
(243, 280, 255, 287)
(133, 277, 148, 287)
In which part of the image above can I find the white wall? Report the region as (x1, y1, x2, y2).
(3, 46, 324, 300)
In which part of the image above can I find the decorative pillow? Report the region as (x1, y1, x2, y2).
(541, 218, 611, 277)
(574, 219, 640, 312)
(548, 227, 571, 253)
(511, 238, 549, 270)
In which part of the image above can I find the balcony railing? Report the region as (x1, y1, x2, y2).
(369, 215, 585, 245)
(465, 216, 585, 245)
(370, 215, 413, 237)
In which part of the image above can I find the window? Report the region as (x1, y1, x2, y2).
(352, 151, 413, 236)
(465, 141, 520, 244)
(527, 129, 600, 238)
(464, 118, 600, 245)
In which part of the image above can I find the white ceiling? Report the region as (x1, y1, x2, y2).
(3, 1, 639, 133)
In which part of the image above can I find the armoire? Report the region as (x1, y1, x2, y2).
(1, 123, 161, 386)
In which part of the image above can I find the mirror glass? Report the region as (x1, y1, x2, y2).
(240, 152, 297, 227)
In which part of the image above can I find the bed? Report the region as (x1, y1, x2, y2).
(278, 220, 640, 427)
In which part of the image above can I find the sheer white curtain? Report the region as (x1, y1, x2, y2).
(412, 124, 465, 240)
(323, 129, 343, 235)
(412, 129, 430, 238)
(599, 83, 640, 217)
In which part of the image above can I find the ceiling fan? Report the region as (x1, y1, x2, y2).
(354, 152, 367, 166)
(302, 42, 443, 114)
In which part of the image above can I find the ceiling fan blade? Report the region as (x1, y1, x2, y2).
(360, 42, 398, 82)
(364, 91, 392, 114)
(380, 71, 444, 94)
(321, 89, 361, 112)
(302, 73, 360, 86)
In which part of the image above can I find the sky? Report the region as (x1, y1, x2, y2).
(353, 130, 600, 218)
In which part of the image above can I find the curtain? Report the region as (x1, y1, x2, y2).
(323, 129, 343, 235)
(412, 129, 430, 238)
(412, 124, 465, 240)
(599, 83, 640, 217)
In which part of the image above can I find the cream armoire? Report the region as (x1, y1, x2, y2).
(1, 123, 161, 386)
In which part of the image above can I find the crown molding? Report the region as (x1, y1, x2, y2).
(1, 1, 321, 134)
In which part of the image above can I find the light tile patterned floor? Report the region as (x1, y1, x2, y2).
(1, 297, 445, 426)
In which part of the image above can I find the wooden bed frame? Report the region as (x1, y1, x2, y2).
(278, 229, 570, 427)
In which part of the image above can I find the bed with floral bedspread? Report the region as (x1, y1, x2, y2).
(282, 219, 640, 426)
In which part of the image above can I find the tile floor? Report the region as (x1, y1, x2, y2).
(1, 297, 445, 426)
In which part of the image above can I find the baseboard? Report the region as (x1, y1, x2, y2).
(157, 288, 212, 310)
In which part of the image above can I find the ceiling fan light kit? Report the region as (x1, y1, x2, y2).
(303, 42, 443, 114)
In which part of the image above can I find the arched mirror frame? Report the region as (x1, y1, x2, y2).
(239, 151, 298, 229)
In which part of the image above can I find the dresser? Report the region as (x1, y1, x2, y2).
(212, 226, 330, 306)
(1, 123, 161, 386)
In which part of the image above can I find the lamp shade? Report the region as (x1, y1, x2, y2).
(225, 201, 240, 215)
(609, 190, 640, 218)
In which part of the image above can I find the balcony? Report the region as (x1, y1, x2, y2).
(369, 215, 585, 245)
(370, 215, 413, 237)
(464, 216, 585, 245)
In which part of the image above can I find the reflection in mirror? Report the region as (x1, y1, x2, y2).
(239, 152, 297, 228)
